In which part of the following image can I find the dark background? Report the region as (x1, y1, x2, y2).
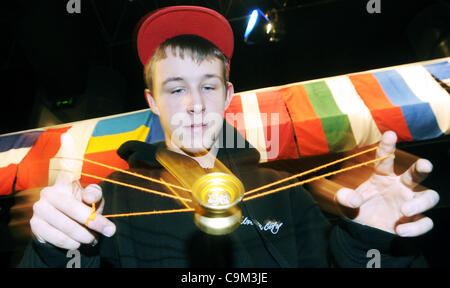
(1, 0, 449, 133)
(0, 0, 449, 267)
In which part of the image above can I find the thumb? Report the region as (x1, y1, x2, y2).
(55, 133, 80, 185)
(336, 187, 363, 208)
(374, 131, 397, 176)
(54, 168, 75, 187)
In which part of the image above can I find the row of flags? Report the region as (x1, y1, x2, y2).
(234, 59, 450, 161)
(0, 57, 449, 195)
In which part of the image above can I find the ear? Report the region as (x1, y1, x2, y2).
(224, 82, 235, 111)
(145, 89, 160, 115)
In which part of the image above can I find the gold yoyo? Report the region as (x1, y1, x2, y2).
(191, 172, 244, 235)
(156, 148, 245, 235)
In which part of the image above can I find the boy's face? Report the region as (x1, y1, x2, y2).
(146, 48, 234, 154)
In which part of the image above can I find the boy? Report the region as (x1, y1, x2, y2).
(20, 6, 439, 267)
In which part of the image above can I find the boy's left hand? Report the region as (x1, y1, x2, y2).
(335, 131, 440, 237)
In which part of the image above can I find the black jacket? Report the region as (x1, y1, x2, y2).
(19, 125, 427, 268)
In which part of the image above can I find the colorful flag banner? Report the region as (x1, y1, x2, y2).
(424, 60, 450, 85)
(16, 127, 72, 191)
(48, 119, 99, 186)
(226, 90, 298, 162)
(324, 76, 382, 148)
(0, 131, 43, 195)
(0, 57, 448, 195)
(396, 65, 450, 134)
(349, 73, 414, 142)
(281, 84, 330, 156)
(372, 70, 442, 140)
(80, 110, 154, 186)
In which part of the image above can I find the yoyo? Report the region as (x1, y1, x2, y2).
(191, 172, 244, 235)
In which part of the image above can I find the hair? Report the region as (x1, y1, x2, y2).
(144, 34, 229, 93)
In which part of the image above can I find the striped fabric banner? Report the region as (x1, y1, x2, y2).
(226, 91, 298, 162)
(396, 65, 450, 134)
(372, 70, 442, 140)
(282, 81, 358, 156)
(424, 61, 450, 85)
(85, 110, 153, 154)
(80, 110, 154, 186)
(147, 115, 166, 144)
(240, 93, 269, 162)
(281, 85, 329, 155)
(16, 127, 72, 191)
(0, 57, 448, 195)
(225, 94, 247, 139)
(349, 73, 414, 142)
(324, 76, 382, 148)
(303, 81, 357, 153)
(48, 119, 99, 186)
(254, 89, 298, 161)
(0, 131, 43, 195)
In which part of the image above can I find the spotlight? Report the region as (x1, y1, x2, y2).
(244, 8, 270, 44)
(266, 8, 285, 43)
(244, 8, 285, 44)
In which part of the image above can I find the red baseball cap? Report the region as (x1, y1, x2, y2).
(136, 6, 234, 67)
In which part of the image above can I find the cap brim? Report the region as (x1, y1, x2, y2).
(137, 6, 234, 66)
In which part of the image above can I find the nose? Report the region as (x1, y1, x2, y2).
(188, 104, 205, 114)
(186, 89, 205, 114)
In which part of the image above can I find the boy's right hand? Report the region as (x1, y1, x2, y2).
(29, 133, 116, 250)
(30, 171, 116, 250)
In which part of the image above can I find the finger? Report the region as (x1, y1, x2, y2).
(30, 216, 81, 250)
(82, 184, 103, 205)
(82, 184, 106, 214)
(55, 133, 81, 185)
(336, 187, 363, 208)
(45, 190, 116, 237)
(396, 216, 434, 237)
(54, 169, 75, 189)
(33, 199, 96, 245)
(374, 131, 397, 176)
(399, 159, 433, 189)
(401, 189, 440, 217)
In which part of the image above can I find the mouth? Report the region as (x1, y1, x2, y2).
(185, 123, 208, 131)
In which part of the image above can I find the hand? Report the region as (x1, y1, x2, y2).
(335, 131, 440, 237)
(30, 134, 116, 250)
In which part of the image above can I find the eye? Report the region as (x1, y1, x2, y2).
(171, 88, 185, 95)
(202, 85, 216, 92)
